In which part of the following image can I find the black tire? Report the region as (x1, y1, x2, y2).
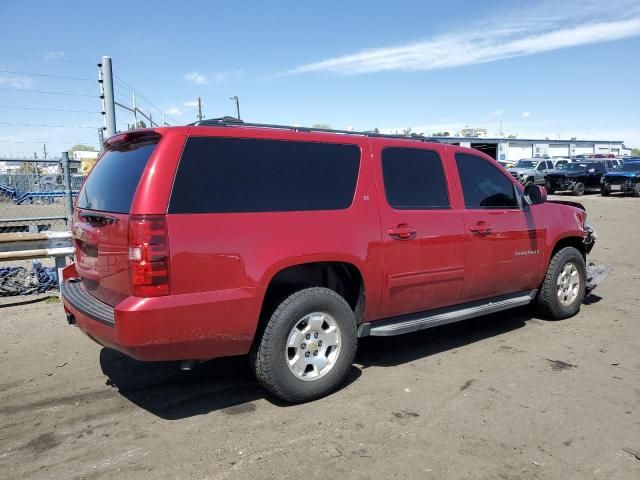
(633, 184, 640, 198)
(601, 186, 610, 196)
(251, 287, 357, 403)
(545, 182, 555, 195)
(572, 182, 585, 196)
(537, 247, 586, 320)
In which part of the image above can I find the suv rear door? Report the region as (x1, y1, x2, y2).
(73, 132, 161, 306)
(371, 140, 466, 318)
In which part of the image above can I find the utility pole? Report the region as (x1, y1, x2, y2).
(132, 91, 138, 128)
(42, 143, 47, 160)
(99, 56, 116, 137)
(197, 97, 203, 121)
(230, 96, 240, 120)
(97, 128, 105, 151)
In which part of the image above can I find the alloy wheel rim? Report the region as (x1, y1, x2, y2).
(285, 312, 341, 381)
(556, 262, 580, 306)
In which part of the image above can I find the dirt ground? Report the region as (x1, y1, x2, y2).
(1, 193, 639, 480)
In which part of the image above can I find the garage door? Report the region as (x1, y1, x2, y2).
(549, 144, 569, 157)
(508, 143, 532, 161)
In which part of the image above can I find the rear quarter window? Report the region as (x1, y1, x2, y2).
(76, 140, 157, 213)
(169, 137, 361, 213)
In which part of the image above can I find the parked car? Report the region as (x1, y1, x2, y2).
(545, 162, 606, 196)
(601, 160, 640, 196)
(508, 159, 555, 186)
(61, 121, 598, 402)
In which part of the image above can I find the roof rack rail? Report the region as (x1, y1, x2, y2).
(190, 117, 440, 143)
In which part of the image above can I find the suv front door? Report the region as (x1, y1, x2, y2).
(453, 152, 545, 301)
(373, 141, 466, 318)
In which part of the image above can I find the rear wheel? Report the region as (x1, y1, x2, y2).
(633, 184, 640, 197)
(537, 247, 586, 319)
(601, 185, 610, 196)
(572, 182, 585, 196)
(252, 287, 357, 403)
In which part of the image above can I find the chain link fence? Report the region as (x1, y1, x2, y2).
(0, 157, 80, 296)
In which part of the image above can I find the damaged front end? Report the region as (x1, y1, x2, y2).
(581, 221, 610, 295)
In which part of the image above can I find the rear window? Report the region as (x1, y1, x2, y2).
(169, 137, 361, 213)
(76, 141, 157, 213)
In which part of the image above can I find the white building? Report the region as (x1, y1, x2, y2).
(433, 136, 627, 161)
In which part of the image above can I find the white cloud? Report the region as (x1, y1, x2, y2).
(43, 51, 65, 61)
(488, 109, 504, 118)
(164, 106, 183, 116)
(183, 100, 200, 108)
(522, 111, 531, 118)
(184, 72, 208, 84)
(285, 2, 640, 75)
(0, 75, 33, 88)
(211, 70, 244, 83)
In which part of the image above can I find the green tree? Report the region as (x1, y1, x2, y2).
(432, 131, 449, 136)
(507, 134, 517, 138)
(18, 162, 38, 174)
(631, 147, 640, 156)
(69, 143, 97, 152)
(311, 123, 331, 129)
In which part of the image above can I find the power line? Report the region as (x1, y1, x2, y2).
(0, 139, 96, 144)
(0, 52, 94, 65)
(0, 122, 98, 129)
(0, 87, 95, 97)
(0, 105, 99, 114)
(0, 69, 93, 81)
(113, 74, 179, 124)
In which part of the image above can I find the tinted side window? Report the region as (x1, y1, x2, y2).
(169, 137, 360, 213)
(455, 153, 518, 209)
(77, 141, 157, 213)
(381, 148, 449, 209)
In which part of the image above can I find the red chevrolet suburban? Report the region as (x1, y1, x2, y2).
(61, 120, 596, 402)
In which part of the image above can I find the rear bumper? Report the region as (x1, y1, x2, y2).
(60, 263, 265, 361)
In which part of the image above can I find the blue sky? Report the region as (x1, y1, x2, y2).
(0, 0, 639, 156)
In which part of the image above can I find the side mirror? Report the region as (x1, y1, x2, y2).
(525, 184, 547, 205)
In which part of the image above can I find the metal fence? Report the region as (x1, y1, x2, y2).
(0, 154, 77, 296)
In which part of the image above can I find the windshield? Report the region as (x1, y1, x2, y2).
(621, 162, 640, 172)
(555, 163, 586, 171)
(513, 160, 537, 168)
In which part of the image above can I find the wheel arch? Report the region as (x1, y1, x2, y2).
(259, 259, 366, 324)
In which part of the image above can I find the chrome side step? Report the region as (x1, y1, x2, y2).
(358, 290, 537, 337)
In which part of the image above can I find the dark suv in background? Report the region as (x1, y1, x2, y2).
(601, 160, 640, 196)
(545, 162, 606, 195)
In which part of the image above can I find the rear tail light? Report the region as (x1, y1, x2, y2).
(128, 215, 170, 297)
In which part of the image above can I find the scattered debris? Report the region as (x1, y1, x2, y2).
(545, 359, 577, 372)
(56, 362, 67, 368)
(460, 379, 475, 391)
(622, 447, 640, 461)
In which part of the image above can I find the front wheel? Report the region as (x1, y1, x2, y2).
(572, 182, 585, 196)
(251, 287, 357, 403)
(633, 184, 640, 198)
(601, 186, 610, 196)
(537, 247, 586, 319)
